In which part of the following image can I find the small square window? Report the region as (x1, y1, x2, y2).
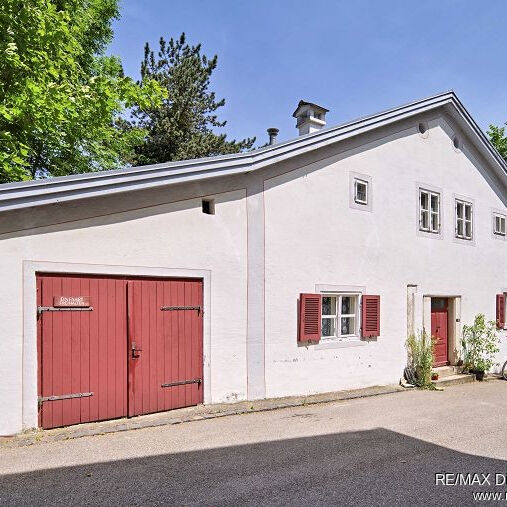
(455, 199, 473, 240)
(354, 179, 368, 205)
(202, 199, 215, 215)
(419, 189, 440, 233)
(494, 213, 506, 236)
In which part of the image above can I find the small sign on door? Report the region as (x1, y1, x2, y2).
(53, 296, 91, 307)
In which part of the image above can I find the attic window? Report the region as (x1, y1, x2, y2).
(354, 179, 368, 205)
(202, 199, 215, 215)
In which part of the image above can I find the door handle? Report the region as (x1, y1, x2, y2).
(131, 341, 142, 359)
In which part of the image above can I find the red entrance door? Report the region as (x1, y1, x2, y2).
(37, 274, 203, 429)
(127, 278, 203, 417)
(431, 298, 449, 367)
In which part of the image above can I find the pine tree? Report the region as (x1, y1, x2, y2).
(129, 33, 255, 166)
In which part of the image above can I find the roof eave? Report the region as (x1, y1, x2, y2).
(0, 91, 504, 212)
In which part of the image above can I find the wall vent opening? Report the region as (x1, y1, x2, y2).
(202, 199, 215, 215)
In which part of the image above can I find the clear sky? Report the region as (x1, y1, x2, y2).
(109, 0, 507, 147)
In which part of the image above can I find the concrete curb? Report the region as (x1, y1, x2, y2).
(0, 384, 408, 449)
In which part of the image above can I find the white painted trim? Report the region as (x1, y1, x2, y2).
(22, 260, 212, 430)
(312, 340, 368, 350)
(246, 179, 266, 400)
(315, 284, 366, 293)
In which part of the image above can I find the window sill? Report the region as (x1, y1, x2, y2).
(417, 228, 443, 240)
(453, 235, 475, 247)
(313, 339, 368, 350)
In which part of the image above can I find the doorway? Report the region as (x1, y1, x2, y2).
(37, 274, 203, 429)
(431, 297, 449, 367)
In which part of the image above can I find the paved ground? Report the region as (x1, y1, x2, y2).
(1, 384, 405, 448)
(1, 381, 506, 506)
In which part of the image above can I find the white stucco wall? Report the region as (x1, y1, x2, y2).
(0, 189, 248, 435)
(0, 111, 506, 436)
(264, 117, 507, 398)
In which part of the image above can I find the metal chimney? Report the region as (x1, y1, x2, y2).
(267, 127, 279, 145)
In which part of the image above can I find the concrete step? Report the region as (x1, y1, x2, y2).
(433, 366, 463, 378)
(432, 373, 475, 387)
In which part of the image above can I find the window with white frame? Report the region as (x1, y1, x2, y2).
(494, 213, 506, 236)
(419, 189, 440, 233)
(321, 294, 359, 339)
(455, 199, 473, 240)
(354, 179, 368, 205)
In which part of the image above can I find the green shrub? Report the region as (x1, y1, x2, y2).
(462, 314, 499, 373)
(406, 330, 435, 389)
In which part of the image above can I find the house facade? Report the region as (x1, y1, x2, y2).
(0, 92, 506, 435)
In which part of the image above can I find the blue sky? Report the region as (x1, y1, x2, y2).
(109, 0, 507, 146)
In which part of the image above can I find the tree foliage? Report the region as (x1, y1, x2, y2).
(461, 314, 499, 373)
(128, 33, 255, 166)
(0, 0, 163, 183)
(487, 123, 507, 162)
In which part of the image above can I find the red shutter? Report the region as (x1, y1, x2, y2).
(362, 295, 380, 338)
(497, 294, 506, 329)
(298, 293, 322, 343)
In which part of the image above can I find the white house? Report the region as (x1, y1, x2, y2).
(0, 91, 506, 436)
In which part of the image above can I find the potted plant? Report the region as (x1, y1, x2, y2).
(461, 314, 499, 381)
(431, 371, 439, 381)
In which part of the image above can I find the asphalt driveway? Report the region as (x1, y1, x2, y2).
(1, 381, 506, 506)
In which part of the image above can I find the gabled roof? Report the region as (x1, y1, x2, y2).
(0, 92, 505, 212)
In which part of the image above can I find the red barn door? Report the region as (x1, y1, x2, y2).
(127, 278, 203, 417)
(37, 274, 127, 429)
(37, 274, 203, 429)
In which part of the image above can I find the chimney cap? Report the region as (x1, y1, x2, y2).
(292, 100, 329, 118)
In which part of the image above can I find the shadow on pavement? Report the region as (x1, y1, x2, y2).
(1, 428, 505, 505)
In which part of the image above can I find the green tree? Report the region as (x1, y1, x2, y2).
(128, 33, 255, 166)
(487, 123, 507, 162)
(0, 0, 163, 183)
